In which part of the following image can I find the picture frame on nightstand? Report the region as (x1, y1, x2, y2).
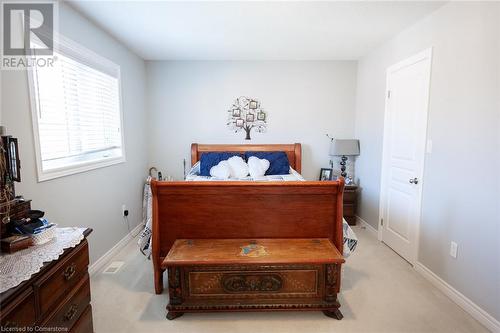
(319, 168, 333, 181)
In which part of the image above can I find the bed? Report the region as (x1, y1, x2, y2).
(150, 143, 345, 294)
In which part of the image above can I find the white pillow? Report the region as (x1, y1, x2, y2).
(248, 156, 270, 178)
(209, 160, 231, 179)
(227, 156, 249, 178)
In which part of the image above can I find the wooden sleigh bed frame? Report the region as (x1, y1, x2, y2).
(151, 143, 345, 294)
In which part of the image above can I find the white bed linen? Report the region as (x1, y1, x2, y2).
(186, 162, 305, 181)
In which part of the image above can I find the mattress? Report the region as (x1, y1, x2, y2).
(185, 162, 305, 181)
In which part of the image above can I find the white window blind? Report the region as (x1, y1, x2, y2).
(29, 37, 124, 181)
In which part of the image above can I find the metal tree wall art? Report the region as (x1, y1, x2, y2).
(227, 96, 267, 140)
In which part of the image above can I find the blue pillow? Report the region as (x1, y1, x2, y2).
(199, 152, 243, 176)
(244, 151, 290, 175)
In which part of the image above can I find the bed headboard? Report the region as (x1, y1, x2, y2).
(191, 143, 302, 173)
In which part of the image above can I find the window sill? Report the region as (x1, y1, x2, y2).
(37, 156, 126, 182)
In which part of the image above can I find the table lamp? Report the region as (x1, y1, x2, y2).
(329, 139, 360, 178)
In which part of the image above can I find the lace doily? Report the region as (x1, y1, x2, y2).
(0, 227, 86, 293)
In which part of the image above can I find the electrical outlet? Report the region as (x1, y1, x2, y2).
(450, 241, 458, 258)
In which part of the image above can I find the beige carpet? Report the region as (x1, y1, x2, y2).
(90, 226, 487, 332)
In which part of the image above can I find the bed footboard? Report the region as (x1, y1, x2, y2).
(151, 179, 345, 294)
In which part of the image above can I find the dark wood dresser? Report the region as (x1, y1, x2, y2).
(0, 229, 93, 332)
(163, 238, 345, 320)
(343, 184, 358, 225)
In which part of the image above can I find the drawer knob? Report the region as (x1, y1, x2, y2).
(63, 263, 76, 280)
(63, 304, 78, 321)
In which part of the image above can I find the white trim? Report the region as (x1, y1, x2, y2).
(355, 215, 378, 237)
(36, 156, 126, 182)
(89, 223, 143, 276)
(378, 48, 433, 265)
(415, 262, 500, 333)
(26, 29, 126, 182)
(56, 33, 120, 77)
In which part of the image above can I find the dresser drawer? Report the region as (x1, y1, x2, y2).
(343, 190, 357, 202)
(70, 304, 93, 333)
(184, 264, 323, 299)
(36, 240, 89, 315)
(42, 274, 91, 331)
(343, 204, 355, 216)
(0, 288, 36, 329)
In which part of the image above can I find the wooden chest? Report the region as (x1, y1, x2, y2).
(162, 238, 345, 320)
(0, 229, 93, 332)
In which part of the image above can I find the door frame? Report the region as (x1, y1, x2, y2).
(377, 48, 433, 265)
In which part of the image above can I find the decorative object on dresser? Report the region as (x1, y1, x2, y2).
(343, 184, 358, 226)
(0, 228, 93, 332)
(1, 135, 20, 211)
(329, 139, 360, 181)
(0, 234, 32, 253)
(163, 238, 345, 320)
(1, 132, 28, 239)
(0, 133, 55, 246)
(0, 198, 31, 239)
(227, 96, 267, 140)
(1, 136, 21, 183)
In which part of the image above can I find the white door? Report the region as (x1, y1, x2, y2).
(379, 49, 432, 265)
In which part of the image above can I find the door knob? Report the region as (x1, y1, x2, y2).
(409, 178, 419, 184)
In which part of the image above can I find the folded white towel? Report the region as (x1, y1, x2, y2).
(209, 160, 231, 179)
(248, 156, 270, 178)
(227, 156, 249, 178)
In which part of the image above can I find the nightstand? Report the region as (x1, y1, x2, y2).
(343, 184, 358, 225)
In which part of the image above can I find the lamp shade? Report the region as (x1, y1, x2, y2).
(330, 139, 360, 156)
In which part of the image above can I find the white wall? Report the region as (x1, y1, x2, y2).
(0, 3, 147, 264)
(146, 61, 358, 180)
(354, 2, 500, 321)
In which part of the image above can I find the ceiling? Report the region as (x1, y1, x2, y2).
(67, 1, 445, 61)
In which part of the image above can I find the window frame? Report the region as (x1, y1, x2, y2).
(27, 33, 126, 182)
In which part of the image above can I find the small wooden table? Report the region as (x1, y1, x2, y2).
(162, 238, 345, 320)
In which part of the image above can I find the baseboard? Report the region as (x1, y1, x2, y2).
(89, 223, 143, 276)
(415, 262, 500, 333)
(355, 215, 378, 237)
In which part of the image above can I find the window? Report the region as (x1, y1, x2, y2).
(28, 37, 125, 181)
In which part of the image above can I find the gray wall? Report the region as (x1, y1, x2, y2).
(354, 2, 500, 320)
(146, 61, 358, 180)
(0, 3, 147, 264)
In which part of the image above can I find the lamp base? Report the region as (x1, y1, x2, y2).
(339, 155, 348, 178)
